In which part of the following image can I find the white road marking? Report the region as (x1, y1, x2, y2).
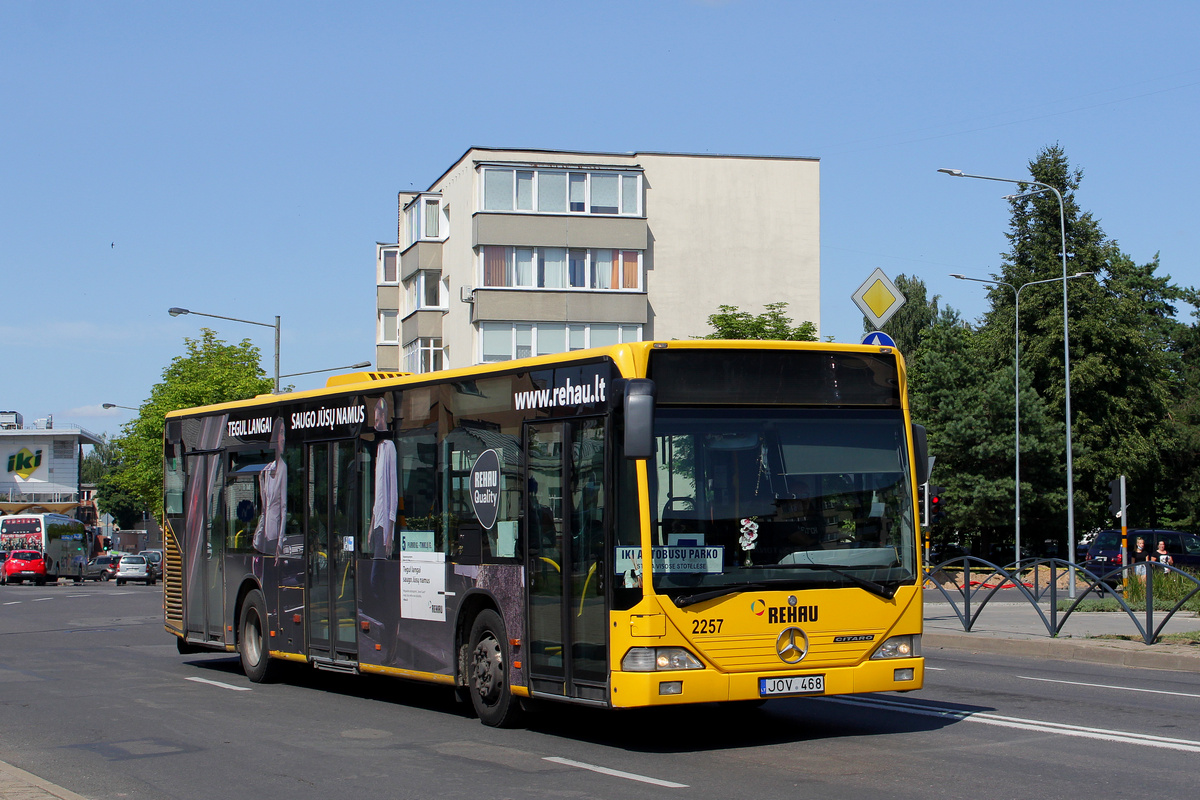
(926, 666, 946, 671)
(186, 676, 252, 692)
(543, 757, 688, 788)
(3, 601, 20, 606)
(1017, 675, 1200, 699)
(820, 695, 1200, 753)
(32, 597, 52, 602)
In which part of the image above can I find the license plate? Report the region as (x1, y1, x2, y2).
(759, 674, 825, 696)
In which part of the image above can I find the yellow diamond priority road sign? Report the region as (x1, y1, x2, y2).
(852, 268, 906, 329)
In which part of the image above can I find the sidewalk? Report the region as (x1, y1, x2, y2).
(0, 759, 88, 800)
(924, 598, 1200, 672)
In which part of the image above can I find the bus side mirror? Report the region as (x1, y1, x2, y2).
(623, 379, 656, 460)
(911, 424, 930, 485)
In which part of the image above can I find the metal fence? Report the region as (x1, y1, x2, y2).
(923, 557, 1200, 645)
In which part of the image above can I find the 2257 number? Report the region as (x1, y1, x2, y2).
(692, 618, 724, 634)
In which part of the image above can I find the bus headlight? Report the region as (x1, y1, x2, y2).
(621, 647, 704, 672)
(870, 634, 920, 660)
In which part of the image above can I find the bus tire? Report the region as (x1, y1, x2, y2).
(239, 589, 278, 683)
(467, 609, 522, 728)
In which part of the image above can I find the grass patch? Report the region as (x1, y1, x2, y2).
(1088, 631, 1200, 646)
(1058, 596, 1200, 613)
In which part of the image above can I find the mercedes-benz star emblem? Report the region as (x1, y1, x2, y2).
(776, 627, 809, 664)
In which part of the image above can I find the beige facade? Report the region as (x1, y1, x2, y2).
(375, 147, 820, 373)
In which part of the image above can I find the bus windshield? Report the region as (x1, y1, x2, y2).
(647, 407, 917, 596)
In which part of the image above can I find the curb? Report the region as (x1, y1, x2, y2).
(0, 759, 89, 800)
(925, 632, 1200, 673)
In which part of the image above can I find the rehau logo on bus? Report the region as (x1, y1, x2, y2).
(6, 448, 42, 480)
(470, 449, 501, 530)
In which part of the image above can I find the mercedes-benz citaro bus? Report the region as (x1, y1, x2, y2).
(163, 340, 928, 727)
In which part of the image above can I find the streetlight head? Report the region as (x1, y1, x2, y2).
(350, 361, 372, 369)
(937, 168, 964, 177)
(102, 403, 116, 409)
(1072, 271, 1094, 279)
(168, 307, 190, 317)
(949, 273, 965, 279)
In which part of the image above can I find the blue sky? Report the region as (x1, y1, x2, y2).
(3, 0, 1198, 440)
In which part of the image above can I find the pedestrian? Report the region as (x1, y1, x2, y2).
(1131, 535, 1152, 578)
(1154, 539, 1174, 567)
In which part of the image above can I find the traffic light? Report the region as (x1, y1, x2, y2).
(929, 485, 944, 523)
(1108, 477, 1123, 517)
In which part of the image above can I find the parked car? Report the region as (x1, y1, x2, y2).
(115, 554, 155, 586)
(1084, 529, 1200, 574)
(138, 549, 163, 580)
(83, 554, 123, 582)
(3, 550, 49, 586)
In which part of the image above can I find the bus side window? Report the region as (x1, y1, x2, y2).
(396, 424, 440, 558)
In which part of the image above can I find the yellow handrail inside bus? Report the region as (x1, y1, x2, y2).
(578, 562, 598, 617)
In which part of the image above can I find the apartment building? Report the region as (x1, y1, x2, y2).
(375, 147, 820, 373)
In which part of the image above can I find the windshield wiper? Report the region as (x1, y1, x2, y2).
(672, 582, 770, 608)
(757, 563, 901, 599)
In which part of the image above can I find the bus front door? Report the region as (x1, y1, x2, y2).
(183, 450, 225, 645)
(305, 441, 360, 663)
(525, 419, 608, 702)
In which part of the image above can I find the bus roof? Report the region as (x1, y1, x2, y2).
(164, 340, 903, 420)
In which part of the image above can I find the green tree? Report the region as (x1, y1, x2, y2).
(1163, 297, 1200, 527)
(701, 302, 817, 340)
(95, 472, 144, 530)
(908, 308, 1064, 559)
(80, 433, 121, 484)
(981, 145, 1190, 538)
(862, 273, 940, 355)
(110, 328, 274, 517)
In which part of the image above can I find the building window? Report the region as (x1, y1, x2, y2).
(379, 310, 399, 343)
(479, 322, 642, 363)
(481, 166, 641, 216)
(404, 270, 446, 313)
(479, 247, 642, 291)
(404, 338, 444, 373)
(424, 199, 440, 238)
(405, 194, 443, 247)
(379, 247, 399, 284)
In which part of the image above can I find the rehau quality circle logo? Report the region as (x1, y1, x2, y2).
(750, 599, 766, 616)
(469, 449, 501, 530)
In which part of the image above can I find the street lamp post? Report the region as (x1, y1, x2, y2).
(168, 307, 280, 394)
(950, 272, 1094, 566)
(938, 168, 1080, 595)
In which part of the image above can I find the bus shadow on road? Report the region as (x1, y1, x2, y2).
(521, 694, 991, 753)
(178, 657, 991, 748)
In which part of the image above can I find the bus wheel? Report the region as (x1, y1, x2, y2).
(467, 609, 522, 728)
(239, 590, 278, 683)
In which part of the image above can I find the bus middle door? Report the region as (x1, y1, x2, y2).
(305, 440, 361, 665)
(525, 418, 608, 702)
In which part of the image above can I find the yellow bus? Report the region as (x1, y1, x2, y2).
(163, 340, 927, 726)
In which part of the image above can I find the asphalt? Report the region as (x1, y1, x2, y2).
(2, 598, 1196, 800)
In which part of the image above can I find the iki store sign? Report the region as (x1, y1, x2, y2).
(5, 447, 44, 481)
